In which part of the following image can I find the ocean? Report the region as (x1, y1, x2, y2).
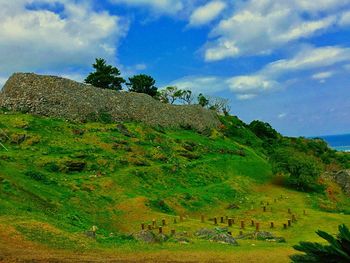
(319, 134, 350, 152)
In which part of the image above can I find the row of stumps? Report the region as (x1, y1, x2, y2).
(140, 208, 308, 234)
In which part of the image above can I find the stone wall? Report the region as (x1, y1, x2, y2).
(0, 73, 220, 131)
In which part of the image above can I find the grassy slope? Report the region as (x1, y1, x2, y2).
(0, 112, 349, 262)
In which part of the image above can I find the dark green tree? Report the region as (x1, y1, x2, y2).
(271, 148, 322, 191)
(291, 224, 350, 263)
(85, 58, 125, 90)
(249, 120, 279, 140)
(197, 93, 209, 107)
(126, 74, 158, 97)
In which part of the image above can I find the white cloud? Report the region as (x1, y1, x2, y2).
(226, 75, 278, 93)
(266, 46, 350, 75)
(168, 76, 226, 95)
(339, 11, 350, 25)
(0, 0, 128, 75)
(312, 71, 334, 80)
(204, 0, 350, 61)
(189, 1, 226, 27)
(236, 94, 257, 100)
(278, 113, 287, 119)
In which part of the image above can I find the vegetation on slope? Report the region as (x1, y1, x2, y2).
(0, 110, 349, 261)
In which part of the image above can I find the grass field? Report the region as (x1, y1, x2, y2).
(0, 112, 349, 262)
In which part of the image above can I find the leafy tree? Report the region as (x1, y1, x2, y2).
(85, 58, 125, 90)
(179, 90, 194, 105)
(271, 148, 322, 191)
(159, 86, 183, 104)
(198, 93, 209, 107)
(126, 74, 158, 97)
(291, 224, 350, 263)
(248, 120, 279, 140)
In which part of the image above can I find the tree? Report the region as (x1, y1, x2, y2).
(85, 58, 125, 90)
(126, 74, 158, 97)
(179, 90, 194, 105)
(271, 148, 322, 191)
(197, 93, 209, 107)
(291, 224, 350, 263)
(208, 97, 231, 115)
(248, 120, 279, 140)
(159, 86, 183, 104)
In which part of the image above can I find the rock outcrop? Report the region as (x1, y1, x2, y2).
(0, 73, 220, 131)
(333, 170, 350, 195)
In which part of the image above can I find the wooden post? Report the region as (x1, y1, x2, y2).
(270, 222, 274, 228)
(240, 220, 245, 229)
(292, 214, 296, 222)
(159, 226, 163, 234)
(174, 218, 177, 224)
(220, 216, 224, 223)
(214, 217, 218, 225)
(141, 223, 145, 230)
(171, 229, 176, 235)
(255, 222, 260, 232)
(288, 219, 291, 227)
(283, 223, 287, 229)
(288, 208, 291, 214)
(162, 219, 166, 226)
(251, 220, 255, 226)
(263, 206, 266, 212)
(148, 224, 152, 230)
(152, 219, 156, 228)
(228, 218, 233, 227)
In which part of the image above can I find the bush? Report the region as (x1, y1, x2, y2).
(290, 224, 350, 263)
(25, 170, 46, 181)
(271, 149, 323, 191)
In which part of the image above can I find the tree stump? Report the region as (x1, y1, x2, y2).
(220, 217, 224, 223)
(141, 223, 145, 230)
(255, 222, 260, 232)
(159, 227, 163, 234)
(270, 222, 274, 228)
(288, 219, 291, 227)
(162, 219, 166, 226)
(214, 217, 218, 225)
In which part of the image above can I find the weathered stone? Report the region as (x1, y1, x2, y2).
(0, 73, 220, 131)
(333, 170, 350, 195)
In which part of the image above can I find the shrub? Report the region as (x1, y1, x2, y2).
(25, 170, 46, 181)
(290, 224, 350, 263)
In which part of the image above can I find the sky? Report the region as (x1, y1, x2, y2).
(0, 0, 349, 137)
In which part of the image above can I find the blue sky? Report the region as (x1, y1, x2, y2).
(0, 0, 349, 136)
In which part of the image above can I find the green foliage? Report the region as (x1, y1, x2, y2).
(271, 148, 323, 191)
(85, 58, 125, 90)
(25, 170, 46, 181)
(158, 86, 183, 104)
(148, 199, 175, 214)
(291, 224, 350, 263)
(248, 120, 279, 141)
(126, 74, 158, 97)
(197, 93, 209, 107)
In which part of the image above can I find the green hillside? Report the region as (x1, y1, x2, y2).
(0, 110, 349, 262)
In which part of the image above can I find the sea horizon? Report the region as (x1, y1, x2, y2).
(318, 133, 350, 152)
